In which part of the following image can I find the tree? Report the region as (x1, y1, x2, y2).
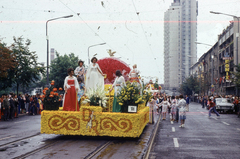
(49, 52, 79, 88)
(232, 64, 240, 94)
(180, 75, 199, 96)
(0, 42, 16, 78)
(11, 36, 45, 95)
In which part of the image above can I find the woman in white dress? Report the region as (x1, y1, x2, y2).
(85, 57, 105, 91)
(109, 70, 126, 112)
(160, 97, 170, 120)
(147, 95, 158, 124)
(177, 95, 187, 128)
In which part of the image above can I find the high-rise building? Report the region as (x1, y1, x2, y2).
(50, 48, 55, 63)
(164, 0, 198, 90)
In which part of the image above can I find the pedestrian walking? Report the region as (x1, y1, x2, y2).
(177, 95, 187, 128)
(208, 98, 220, 118)
(9, 94, 15, 120)
(160, 97, 170, 120)
(185, 95, 189, 112)
(171, 96, 177, 121)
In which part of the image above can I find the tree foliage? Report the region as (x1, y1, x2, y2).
(232, 64, 240, 89)
(0, 42, 16, 78)
(179, 75, 199, 95)
(11, 36, 45, 94)
(49, 52, 79, 88)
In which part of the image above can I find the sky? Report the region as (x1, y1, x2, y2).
(1, 0, 240, 83)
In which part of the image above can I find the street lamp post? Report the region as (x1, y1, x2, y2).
(46, 15, 73, 86)
(88, 43, 106, 65)
(210, 11, 240, 95)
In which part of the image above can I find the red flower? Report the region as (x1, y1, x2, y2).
(49, 95, 54, 97)
(50, 91, 54, 95)
(59, 87, 63, 91)
(53, 88, 57, 92)
(54, 93, 59, 96)
(97, 57, 131, 84)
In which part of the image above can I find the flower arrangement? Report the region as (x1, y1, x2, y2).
(82, 85, 109, 108)
(41, 80, 62, 110)
(142, 87, 153, 104)
(117, 81, 144, 106)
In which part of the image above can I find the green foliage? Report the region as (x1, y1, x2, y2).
(11, 36, 45, 94)
(180, 75, 199, 95)
(49, 52, 79, 88)
(117, 81, 144, 106)
(232, 64, 240, 88)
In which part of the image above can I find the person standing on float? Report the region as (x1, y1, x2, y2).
(129, 64, 140, 83)
(63, 68, 80, 111)
(74, 60, 85, 83)
(85, 57, 105, 91)
(110, 70, 126, 112)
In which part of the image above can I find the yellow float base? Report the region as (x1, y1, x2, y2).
(41, 105, 149, 138)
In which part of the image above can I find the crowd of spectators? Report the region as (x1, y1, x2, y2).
(197, 95, 240, 117)
(0, 93, 43, 121)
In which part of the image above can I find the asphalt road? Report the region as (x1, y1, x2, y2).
(149, 102, 240, 159)
(0, 113, 158, 159)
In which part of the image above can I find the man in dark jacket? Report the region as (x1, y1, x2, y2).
(9, 94, 15, 120)
(3, 94, 10, 121)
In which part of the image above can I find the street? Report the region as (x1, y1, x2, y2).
(0, 113, 156, 159)
(149, 102, 240, 159)
(1, 103, 240, 159)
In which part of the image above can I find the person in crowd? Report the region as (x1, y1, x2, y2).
(77, 77, 86, 107)
(177, 95, 187, 128)
(85, 57, 105, 91)
(160, 97, 170, 120)
(9, 94, 15, 120)
(147, 95, 158, 124)
(208, 98, 220, 118)
(13, 94, 19, 118)
(22, 94, 26, 114)
(233, 96, 239, 114)
(74, 60, 85, 83)
(29, 97, 36, 115)
(63, 68, 80, 111)
(185, 95, 189, 112)
(25, 94, 30, 114)
(2, 94, 10, 121)
(110, 70, 126, 112)
(175, 96, 179, 123)
(171, 96, 177, 122)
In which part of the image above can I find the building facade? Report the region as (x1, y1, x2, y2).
(164, 0, 198, 90)
(190, 21, 240, 95)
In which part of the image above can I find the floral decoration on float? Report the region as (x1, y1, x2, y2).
(41, 105, 149, 137)
(97, 57, 131, 84)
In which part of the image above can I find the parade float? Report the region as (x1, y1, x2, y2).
(41, 56, 150, 138)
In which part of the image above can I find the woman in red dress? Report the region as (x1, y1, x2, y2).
(63, 68, 80, 111)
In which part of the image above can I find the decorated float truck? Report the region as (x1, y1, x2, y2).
(41, 57, 150, 138)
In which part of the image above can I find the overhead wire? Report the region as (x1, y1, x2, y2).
(131, 0, 161, 73)
(58, 0, 127, 60)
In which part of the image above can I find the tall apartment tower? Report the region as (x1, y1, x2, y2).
(164, 0, 198, 90)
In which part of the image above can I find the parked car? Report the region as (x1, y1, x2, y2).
(215, 98, 234, 113)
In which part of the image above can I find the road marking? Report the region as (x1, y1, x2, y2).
(172, 127, 175, 132)
(237, 128, 240, 131)
(0, 135, 16, 141)
(222, 122, 230, 125)
(171, 121, 173, 124)
(212, 117, 217, 120)
(173, 138, 179, 147)
(14, 120, 29, 124)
